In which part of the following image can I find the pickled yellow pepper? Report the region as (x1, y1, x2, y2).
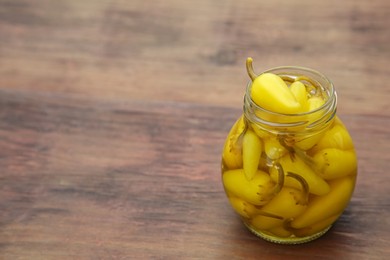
(291, 176, 355, 229)
(246, 58, 303, 114)
(222, 169, 274, 206)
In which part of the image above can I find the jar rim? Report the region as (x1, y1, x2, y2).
(244, 66, 337, 132)
(245, 66, 336, 117)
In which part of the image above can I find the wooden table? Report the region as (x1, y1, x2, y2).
(1, 0, 389, 259)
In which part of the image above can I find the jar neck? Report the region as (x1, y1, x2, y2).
(243, 66, 337, 135)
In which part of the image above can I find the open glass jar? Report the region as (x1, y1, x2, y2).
(221, 59, 357, 244)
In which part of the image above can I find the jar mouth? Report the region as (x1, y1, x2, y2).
(244, 66, 337, 132)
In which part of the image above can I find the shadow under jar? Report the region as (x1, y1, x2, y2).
(221, 64, 357, 244)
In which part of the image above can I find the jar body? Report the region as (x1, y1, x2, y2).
(221, 67, 357, 244)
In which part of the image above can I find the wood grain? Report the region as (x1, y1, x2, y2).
(0, 0, 389, 259)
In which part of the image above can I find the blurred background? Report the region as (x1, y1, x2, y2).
(1, 0, 388, 115)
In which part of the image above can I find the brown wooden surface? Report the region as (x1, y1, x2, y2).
(0, 0, 389, 259)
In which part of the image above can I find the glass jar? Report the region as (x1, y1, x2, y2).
(221, 62, 357, 244)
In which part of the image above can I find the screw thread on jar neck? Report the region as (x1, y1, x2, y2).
(243, 66, 337, 136)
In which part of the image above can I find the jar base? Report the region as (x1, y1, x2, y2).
(243, 222, 332, 244)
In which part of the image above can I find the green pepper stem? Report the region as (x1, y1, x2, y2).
(286, 172, 309, 206)
(246, 57, 257, 81)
